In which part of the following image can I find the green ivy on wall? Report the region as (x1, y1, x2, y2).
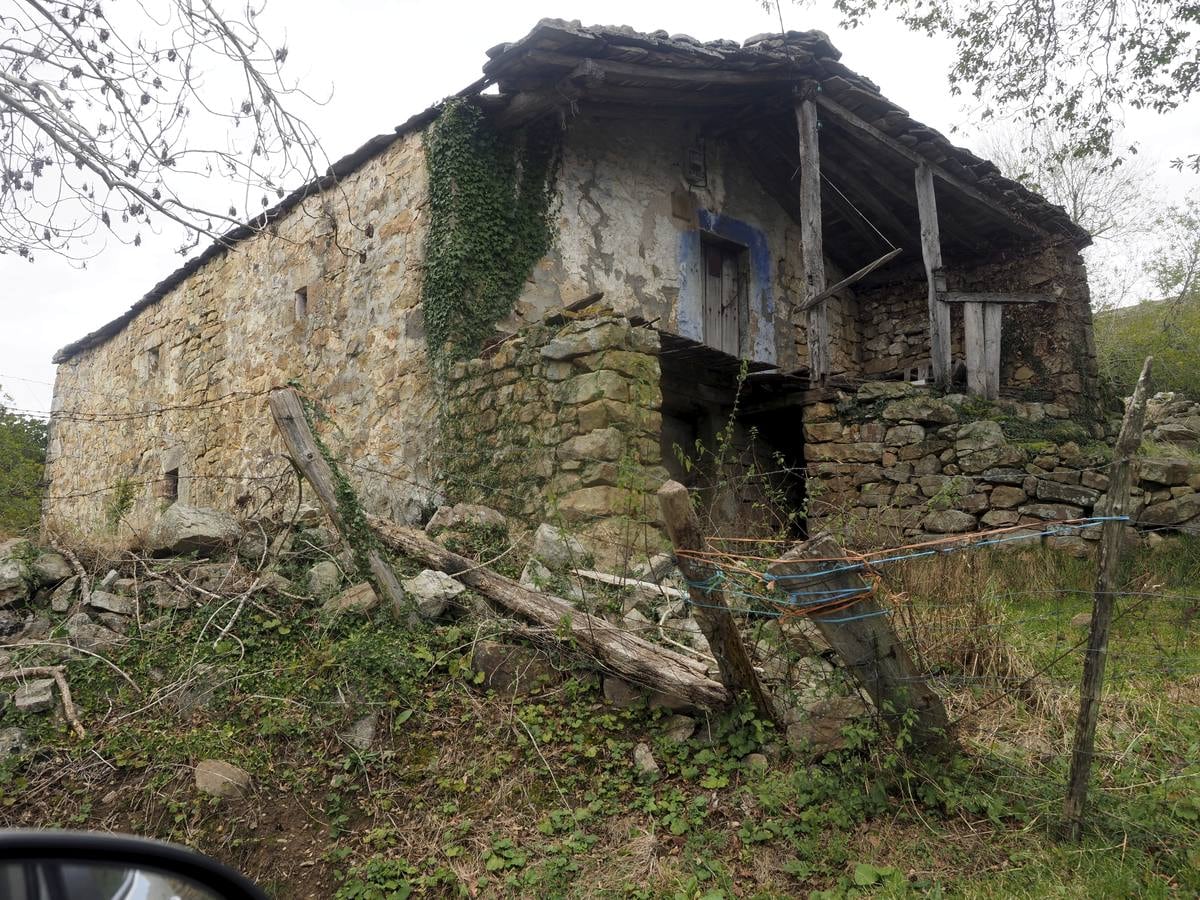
(421, 98, 561, 368)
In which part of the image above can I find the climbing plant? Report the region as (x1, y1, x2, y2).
(421, 98, 561, 368)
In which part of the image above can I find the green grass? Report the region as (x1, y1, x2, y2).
(0, 535, 1197, 897)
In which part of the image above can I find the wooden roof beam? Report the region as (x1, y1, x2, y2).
(814, 93, 1045, 238)
(521, 50, 806, 88)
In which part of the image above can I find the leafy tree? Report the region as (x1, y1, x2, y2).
(1, 0, 326, 261)
(978, 123, 1156, 307)
(0, 388, 47, 535)
(1094, 196, 1200, 398)
(818, 0, 1200, 171)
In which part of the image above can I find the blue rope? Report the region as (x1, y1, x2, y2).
(679, 516, 1133, 622)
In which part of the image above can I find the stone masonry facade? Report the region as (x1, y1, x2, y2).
(441, 316, 670, 562)
(804, 381, 1200, 553)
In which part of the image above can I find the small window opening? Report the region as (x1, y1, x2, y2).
(161, 468, 179, 503)
(146, 345, 160, 375)
(294, 286, 308, 322)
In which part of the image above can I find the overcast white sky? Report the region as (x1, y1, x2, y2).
(2, 0, 1196, 414)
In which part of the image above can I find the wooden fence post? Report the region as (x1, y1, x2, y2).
(1063, 357, 1153, 839)
(268, 387, 410, 620)
(658, 481, 779, 725)
(767, 533, 951, 749)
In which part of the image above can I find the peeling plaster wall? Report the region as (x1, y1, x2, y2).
(513, 115, 858, 372)
(43, 130, 438, 540)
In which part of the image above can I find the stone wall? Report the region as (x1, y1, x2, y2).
(804, 381, 1200, 553)
(442, 315, 670, 561)
(510, 114, 858, 373)
(44, 129, 437, 540)
(852, 242, 1099, 415)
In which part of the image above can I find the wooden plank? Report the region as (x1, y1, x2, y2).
(658, 481, 779, 723)
(915, 164, 952, 388)
(814, 93, 1044, 237)
(796, 88, 829, 381)
(964, 301, 986, 397)
(799, 246, 903, 311)
(1063, 357, 1153, 840)
(983, 304, 1002, 400)
(721, 250, 739, 356)
(522, 50, 801, 87)
(939, 292, 1054, 304)
(268, 388, 410, 620)
(766, 533, 950, 749)
(367, 514, 732, 710)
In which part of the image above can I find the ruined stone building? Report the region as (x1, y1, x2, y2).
(45, 20, 1112, 554)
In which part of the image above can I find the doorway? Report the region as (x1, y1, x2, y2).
(700, 234, 749, 358)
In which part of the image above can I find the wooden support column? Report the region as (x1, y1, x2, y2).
(915, 163, 952, 389)
(1063, 357, 1153, 839)
(795, 84, 829, 381)
(767, 533, 950, 750)
(983, 304, 1002, 400)
(658, 481, 779, 724)
(963, 301, 986, 397)
(269, 388, 411, 620)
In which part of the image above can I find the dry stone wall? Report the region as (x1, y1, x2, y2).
(442, 316, 671, 561)
(853, 243, 1099, 415)
(804, 381, 1200, 554)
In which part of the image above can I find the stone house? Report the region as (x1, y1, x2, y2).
(44, 20, 1105, 554)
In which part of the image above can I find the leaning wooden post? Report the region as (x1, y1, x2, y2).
(1063, 356, 1153, 839)
(914, 163, 952, 389)
(268, 387, 410, 620)
(658, 481, 779, 724)
(795, 81, 829, 383)
(767, 533, 951, 749)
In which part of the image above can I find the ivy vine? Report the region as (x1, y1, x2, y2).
(421, 98, 561, 367)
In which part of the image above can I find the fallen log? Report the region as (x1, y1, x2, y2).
(367, 515, 731, 710)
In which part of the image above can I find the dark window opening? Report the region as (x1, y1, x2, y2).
(659, 342, 807, 539)
(294, 286, 308, 322)
(161, 468, 179, 503)
(699, 234, 749, 358)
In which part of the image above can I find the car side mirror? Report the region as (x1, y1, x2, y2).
(0, 831, 267, 900)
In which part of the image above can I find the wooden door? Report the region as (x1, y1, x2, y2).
(702, 240, 744, 357)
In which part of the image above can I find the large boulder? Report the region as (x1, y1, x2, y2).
(955, 420, 1006, 453)
(881, 396, 958, 425)
(0, 539, 33, 607)
(146, 505, 241, 556)
(194, 759, 251, 799)
(307, 560, 342, 596)
(1138, 493, 1200, 527)
(402, 569, 465, 619)
(922, 509, 977, 534)
(1136, 457, 1196, 487)
(531, 523, 586, 571)
(425, 503, 508, 535)
(66, 612, 125, 653)
(471, 640, 559, 694)
(32, 550, 72, 586)
(322, 582, 380, 617)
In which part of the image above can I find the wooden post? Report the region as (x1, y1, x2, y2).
(658, 481, 779, 724)
(1063, 356, 1153, 839)
(368, 514, 731, 710)
(915, 163, 952, 389)
(795, 83, 829, 382)
(268, 388, 411, 620)
(767, 533, 950, 749)
(963, 301, 985, 397)
(983, 304, 1002, 400)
